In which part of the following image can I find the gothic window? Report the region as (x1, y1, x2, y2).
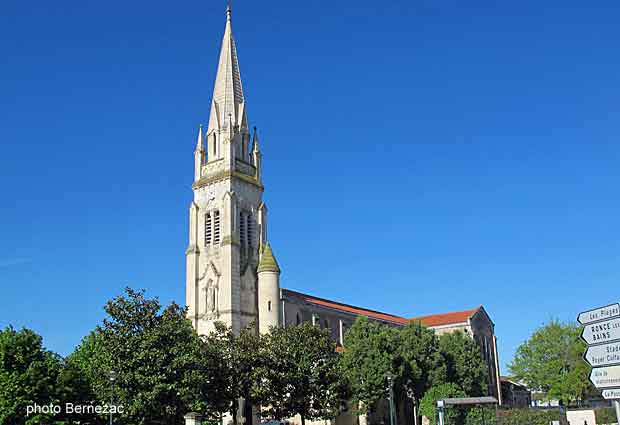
(296, 313, 301, 325)
(213, 210, 221, 245)
(247, 214, 253, 248)
(268, 301, 272, 312)
(205, 213, 212, 245)
(212, 134, 217, 158)
(239, 211, 246, 247)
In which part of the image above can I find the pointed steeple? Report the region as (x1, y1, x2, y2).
(195, 124, 204, 152)
(258, 242, 280, 273)
(194, 124, 205, 181)
(207, 3, 247, 134)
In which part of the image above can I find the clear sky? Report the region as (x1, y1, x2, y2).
(1, 0, 619, 373)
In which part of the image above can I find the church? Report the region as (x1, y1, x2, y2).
(184, 3, 502, 408)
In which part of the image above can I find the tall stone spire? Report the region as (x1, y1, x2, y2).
(207, 3, 247, 134)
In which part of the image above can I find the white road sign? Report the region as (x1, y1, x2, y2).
(584, 341, 620, 367)
(578, 303, 620, 325)
(590, 365, 620, 389)
(581, 317, 620, 345)
(602, 389, 620, 400)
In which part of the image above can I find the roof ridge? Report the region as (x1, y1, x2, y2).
(411, 306, 480, 321)
(282, 289, 408, 322)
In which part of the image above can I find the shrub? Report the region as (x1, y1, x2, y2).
(594, 407, 617, 424)
(496, 408, 566, 425)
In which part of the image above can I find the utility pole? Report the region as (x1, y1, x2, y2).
(386, 372, 396, 425)
(437, 400, 445, 425)
(108, 370, 117, 425)
(405, 380, 418, 425)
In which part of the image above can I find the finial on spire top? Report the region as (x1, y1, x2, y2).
(252, 126, 261, 153)
(226, 0, 232, 20)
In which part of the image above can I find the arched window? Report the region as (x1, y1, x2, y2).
(205, 213, 212, 245)
(296, 313, 301, 325)
(268, 301, 272, 312)
(247, 214, 253, 248)
(212, 134, 217, 157)
(239, 211, 246, 247)
(213, 210, 221, 245)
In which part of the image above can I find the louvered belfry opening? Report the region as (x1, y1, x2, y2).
(213, 211, 221, 245)
(240, 211, 246, 248)
(205, 213, 212, 245)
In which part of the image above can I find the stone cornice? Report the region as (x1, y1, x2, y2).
(192, 170, 263, 191)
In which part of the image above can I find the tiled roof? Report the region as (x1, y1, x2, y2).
(282, 289, 409, 325)
(282, 289, 483, 329)
(410, 307, 481, 327)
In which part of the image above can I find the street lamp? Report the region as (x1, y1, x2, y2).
(405, 379, 418, 425)
(108, 370, 117, 425)
(385, 372, 396, 425)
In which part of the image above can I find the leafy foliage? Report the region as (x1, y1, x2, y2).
(399, 321, 446, 401)
(0, 326, 62, 425)
(342, 316, 488, 419)
(508, 320, 592, 405)
(340, 316, 401, 413)
(495, 408, 565, 425)
(418, 383, 466, 425)
(439, 331, 488, 397)
(201, 322, 264, 423)
(73, 287, 215, 425)
(464, 407, 497, 425)
(257, 323, 349, 425)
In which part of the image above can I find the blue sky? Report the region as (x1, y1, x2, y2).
(1, 0, 619, 373)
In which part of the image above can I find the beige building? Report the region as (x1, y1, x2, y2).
(185, 5, 502, 421)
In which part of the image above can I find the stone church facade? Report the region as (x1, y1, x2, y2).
(185, 4, 502, 416)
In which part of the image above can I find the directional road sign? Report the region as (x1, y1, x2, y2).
(578, 303, 620, 325)
(590, 365, 620, 389)
(602, 389, 620, 400)
(584, 341, 620, 368)
(581, 317, 620, 346)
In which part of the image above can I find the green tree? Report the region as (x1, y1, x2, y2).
(0, 326, 62, 425)
(418, 383, 466, 425)
(258, 323, 348, 425)
(438, 331, 488, 397)
(73, 287, 216, 425)
(201, 322, 264, 425)
(339, 316, 401, 414)
(399, 321, 446, 401)
(508, 320, 591, 405)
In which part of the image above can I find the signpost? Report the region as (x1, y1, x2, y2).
(603, 389, 620, 400)
(584, 341, 620, 368)
(589, 365, 620, 389)
(578, 303, 620, 325)
(579, 303, 620, 425)
(581, 317, 620, 345)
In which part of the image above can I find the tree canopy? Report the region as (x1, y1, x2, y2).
(439, 330, 488, 397)
(74, 287, 214, 425)
(340, 316, 401, 413)
(257, 323, 349, 425)
(508, 320, 592, 405)
(0, 326, 62, 425)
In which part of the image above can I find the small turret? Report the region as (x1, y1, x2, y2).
(257, 242, 281, 334)
(194, 125, 204, 181)
(252, 127, 262, 182)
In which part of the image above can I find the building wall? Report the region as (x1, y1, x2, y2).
(282, 293, 501, 403)
(500, 380, 532, 408)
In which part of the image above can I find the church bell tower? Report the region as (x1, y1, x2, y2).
(186, 4, 280, 336)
